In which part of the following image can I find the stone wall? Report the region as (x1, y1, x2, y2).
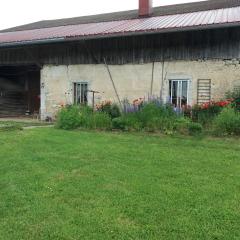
(40, 60, 240, 119)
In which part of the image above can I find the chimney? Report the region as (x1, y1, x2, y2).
(139, 0, 153, 17)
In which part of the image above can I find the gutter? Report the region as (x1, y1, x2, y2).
(0, 22, 240, 49)
(0, 37, 66, 48)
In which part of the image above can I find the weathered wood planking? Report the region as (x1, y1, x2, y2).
(0, 27, 239, 66)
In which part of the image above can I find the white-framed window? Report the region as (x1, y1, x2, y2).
(169, 79, 190, 108)
(73, 82, 88, 104)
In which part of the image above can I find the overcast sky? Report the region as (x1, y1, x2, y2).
(0, 0, 205, 30)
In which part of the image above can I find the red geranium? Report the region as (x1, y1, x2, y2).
(200, 100, 232, 110)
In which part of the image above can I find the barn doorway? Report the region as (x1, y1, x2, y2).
(0, 65, 40, 117)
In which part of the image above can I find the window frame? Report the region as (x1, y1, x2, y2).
(73, 82, 89, 105)
(169, 79, 190, 108)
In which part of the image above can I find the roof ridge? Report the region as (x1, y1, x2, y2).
(2, 5, 240, 35)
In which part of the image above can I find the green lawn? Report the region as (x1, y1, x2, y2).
(0, 128, 239, 240)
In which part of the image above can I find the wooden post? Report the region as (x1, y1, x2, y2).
(103, 57, 123, 111)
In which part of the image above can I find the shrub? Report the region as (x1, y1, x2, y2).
(213, 107, 240, 136)
(56, 105, 82, 130)
(56, 102, 203, 135)
(109, 104, 121, 119)
(192, 101, 229, 125)
(85, 112, 112, 130)
(226, 89, 240, 111)
(187, 122, 203, 136)
(139, 103, 177, 132)
(56, 105, 112, 130)
(112, 114, 142, 131)
(174, 118, 191, 135)
(96, 101, 121, 119)
(144, 117, 175, 133)
(173, 118, 202, 136)
(113, 103, 178, 133)
(112, 117, 126, 131)
(144, 117, 161, 132)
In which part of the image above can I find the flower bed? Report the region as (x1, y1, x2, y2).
(192, 100, 232, 125)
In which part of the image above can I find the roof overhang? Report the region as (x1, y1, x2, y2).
(0, 22, 239, 49)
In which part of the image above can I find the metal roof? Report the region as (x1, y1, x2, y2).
(2, 0, 240, 32)
(0, 6, 240, 47)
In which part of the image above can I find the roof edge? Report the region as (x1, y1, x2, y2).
(0, 22, 239, 49)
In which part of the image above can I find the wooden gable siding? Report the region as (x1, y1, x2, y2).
(0, 27, 239, 66)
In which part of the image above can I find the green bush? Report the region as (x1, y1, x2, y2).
(56, 105, 82, 130)
(56, 103, 203, 135)
(174, 118, 191, 135)
(173, 118, 203, 136)
(144, 117, 175, 133)
(112, 114, 142, 131)
(192, 104, 222, 126)
(140, 103, 177, 132)
(85, 112, 112, 130)
(144, 117, 161, 132)
(97, 102, 121, 119)
(56, 105, 112, 130)
(214, 107, 240, 136)
(187, 122, 203, 136)
(113, 103, 178, 133)
(226, 89, 240, 111)
(112, 117, 126, 131)
(110, 104, 121, 119)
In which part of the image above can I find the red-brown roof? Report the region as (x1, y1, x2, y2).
(0, 5, 240, 46)
(2, 0, 240, 32)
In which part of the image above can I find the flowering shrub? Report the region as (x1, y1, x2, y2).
(192, 100, 232, 125)
(96, 100, 121, 119)
(96, 100, 112, 112)
(55, 95, 240, 137)
(113, 102, 179, 133)
(201, 100, 232, 109)
(133, 98, 144, 107)
(122, 98, 145, 113)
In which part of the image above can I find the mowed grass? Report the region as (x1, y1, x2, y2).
(0, 129, 239, 240)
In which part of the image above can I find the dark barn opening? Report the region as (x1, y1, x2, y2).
(0, 65, 40, 117)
